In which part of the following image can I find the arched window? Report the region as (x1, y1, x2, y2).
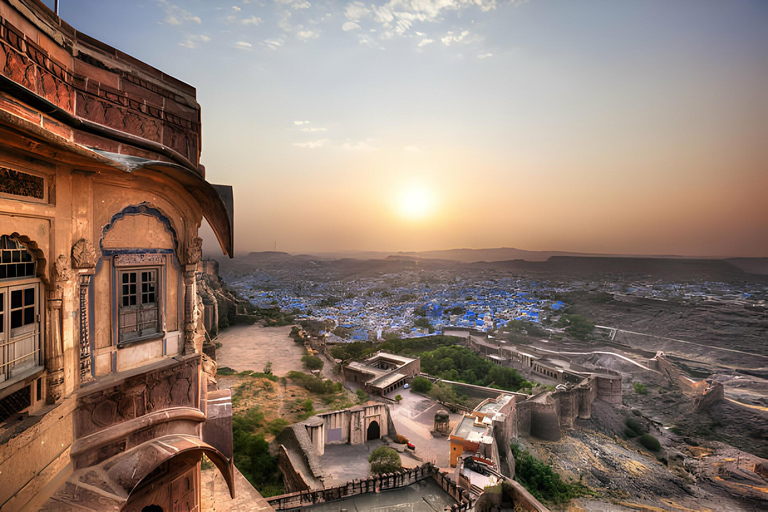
(0, 235, 42, 387)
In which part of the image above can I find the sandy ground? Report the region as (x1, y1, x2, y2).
(384, 388, 462, 469)
(216, 324, 306, 377)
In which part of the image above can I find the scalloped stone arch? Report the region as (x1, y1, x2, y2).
(100, 202, 180, 257)
(5, 232, 48, 286)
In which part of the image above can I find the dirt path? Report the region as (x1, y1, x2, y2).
(216, 324, 305, 377)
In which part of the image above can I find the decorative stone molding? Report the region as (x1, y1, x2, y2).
(71, 238, 98, 269)
(54, 254, 72, 282)
(185, 236, 203, 266)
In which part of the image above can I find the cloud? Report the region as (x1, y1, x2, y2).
(417, 38, 433, 47)
(340, 139, 377, 151)
(260, 38, 284, 50)
(477, 52, 492, 59)
(293, 139, 328, 149)
(276, 0, 311, 9)
(441, 30, 470, 45)
(179, 34, 211, 49)
(235, 41, 253, 50)
(159, 1, 201, 25)
(294, 121, 310, 125)
(341, 0, 498, 40)
(403, 146, 419, 152)
(232, 5, 241, 11)
(342, 21, 361, 31)
(242, 15, 264, 25)
(297, 30, 318, 40)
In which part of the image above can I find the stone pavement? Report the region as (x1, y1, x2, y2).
(201, 466, 274, 512)
(301, 478, 457, 511)
(384, 388, 463, 469)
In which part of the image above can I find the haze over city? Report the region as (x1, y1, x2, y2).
(60, 0, 768, 257)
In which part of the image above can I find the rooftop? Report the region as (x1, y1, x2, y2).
(452, 415, 490, 441)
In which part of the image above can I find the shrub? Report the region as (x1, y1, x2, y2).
(356, 389, 368, 403)
(639, 434, 661, 452)
(368, 446, 402, 474)
(302, 354, 324, 371)
(218, 367, 236, 376)
(625, 418, 647, 435)
(267, 418, 289, 436)
(395, 394, 403, 403)
(411, 376, 433, 393)
(624, 428, 640, 439)
(510, 443, 590, 504)
(396, 434, 409, 444)
(633, 382, 648, 395)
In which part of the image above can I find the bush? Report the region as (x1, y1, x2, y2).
(511, 443, 590, 504)
(411, 376, 433, 393)
(395, 394, 403, 403)
(218, 366, 237, 376)
(625, 428, 640, 439)
(625, 418, 647, 435)
(356, 389, 368, 403)
(286, 371, 340, 395)
(302, 354, 324, 371)
(396, 434, 409, 444)
(267, 418, 289, 436)
(368, 446, 402, 474)
(639, 434, 661, 452)
(634, 383, 648, 395)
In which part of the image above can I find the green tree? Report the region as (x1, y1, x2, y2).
(356, 389, 368, 403)
(368, 446, 402, 474)
(411, 376, 433, 393)
(395, 394, 403, 404)
(562, 314, 594, 340)
(302, 354, 324, 371)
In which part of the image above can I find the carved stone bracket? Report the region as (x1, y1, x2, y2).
(54, 254, 72, 284)
(184, 236, 203, 266)
(72, 238, 98, 269)
(79, 273, 94, 385)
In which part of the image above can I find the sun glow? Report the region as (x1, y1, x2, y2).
(396, 183, 436, 221)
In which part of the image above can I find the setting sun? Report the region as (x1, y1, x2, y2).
(396, 184, 436, 221)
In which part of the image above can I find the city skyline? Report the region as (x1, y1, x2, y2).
(59, 0, 768, 257)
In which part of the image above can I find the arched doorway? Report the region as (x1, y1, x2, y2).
(367, 420, 380, 441)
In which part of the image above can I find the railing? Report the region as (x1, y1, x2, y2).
(267, 463, 472, 511)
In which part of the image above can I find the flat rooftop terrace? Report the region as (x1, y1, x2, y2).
(452, 415, 489, 440)
(298, 478, 456, 511)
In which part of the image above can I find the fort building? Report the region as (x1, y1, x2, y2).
(0, 0, 249, 509)
(342, 351, 420, 396)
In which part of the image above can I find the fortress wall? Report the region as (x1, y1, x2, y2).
(529, 400, 560, 441)
(595, 375, 622, 405)
(654, 353, 708, 396)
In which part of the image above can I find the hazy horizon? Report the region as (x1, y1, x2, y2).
(60, 0, 767, 258)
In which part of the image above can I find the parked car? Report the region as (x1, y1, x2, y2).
(404, 383, 410, 389)
(407, 442, 415, 450)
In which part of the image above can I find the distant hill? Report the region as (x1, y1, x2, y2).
(212, 251, 766, 283)
(306, 247, 722, 263)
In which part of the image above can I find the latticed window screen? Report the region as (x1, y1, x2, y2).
(0, 235, 36, 280)
(118, 269, 160, 342)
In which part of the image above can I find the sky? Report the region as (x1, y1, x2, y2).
(56, 0, 767, 257)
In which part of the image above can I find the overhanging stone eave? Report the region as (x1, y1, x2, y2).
(89, 149, 235, 258)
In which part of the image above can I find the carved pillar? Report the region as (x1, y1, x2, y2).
(182, 237, 202, 355)
(183, 267, 197, 355)
(78, 274, 93, 384)
(72, 239, 97, 385)
(46, 255, 72, 403)
(45, 294, 64, 403)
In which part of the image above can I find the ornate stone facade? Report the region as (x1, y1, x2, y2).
(0, 1, 236, 510)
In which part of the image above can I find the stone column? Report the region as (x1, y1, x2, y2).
(72, 239, 97, 385)
(182, 237, 202, 355)
(183, 266, 197, 355)
(78, 273, 93, 385)
(45, 255, 71, 403)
